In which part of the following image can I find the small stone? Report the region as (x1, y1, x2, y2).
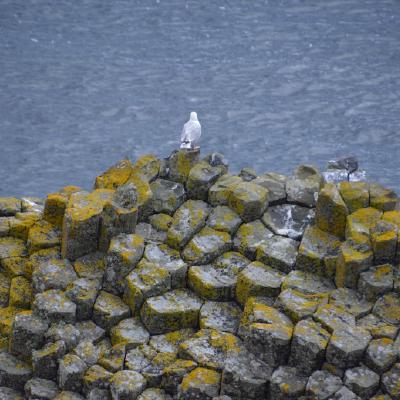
(0, 387, 24, 400)
(262, 204, 315, 240)
(0, 352, 32, 391)
(149, 329, 194, 356)
(357, 313, 398, 339)
(124, 259, 171, 314)
(94, 159, 133, 190)
(109, 370, 146, 400)
(150, 179, 186, 215)
(72, 340, 101, 367)
(9, 311, 48, 357)
(131, 154, 160, 183)
(179, 367, 221, 400)
(167, 149, 200, 184)
(87, 388, 111, 400)
(93, 291, 130, 331)
(296, 226, 341, 276)
(365, 338, 397, 374)
(143, 243, 187, 289)
(110, 317, 150, 350)
(9, 212, 41, 241)
(27, 220, 61, 254)
(282, 270, 334, 296)
(370, 220, 398, 263)
(208, 175, 242, 206)
(167, 200, 210, 250)
(199, 301, 241, 334)
(9, 276, 32, 308)
(0, 236, 27, 260)
(58, 354, 87, 391)
(65, 278, 100, 320)
(314, 304, 355, 333)
(187, 161, 225, 201)
(329, 386, 362, 400)
(0, 198, 21, 216)
(138, 388, 172, 400)
(149, 214, 173, 232)
(235, 261, 284, 306)
(253, 172, 287, 205)
(98, 344, 125, 373)
(256, 235, 299, 273)
(75, 320, 105, 345)
(233, 219, 274, 259)
(358, 264, 393, 301)
(207, 206, 242, 235)
(24, 377, 60, 400)
(329, 288, 372, 319)
(228, 181, 268, 222)
(338, 181, 369, 213)
(344, 365, 379, 399)
(73, 252, 106, 280)
(381, 363, 400, 400)
(326, 325, 371, 368)
(238, 297, 293, 367)
(82, 365, 113, 395)
(103, 233, 145, 295)
(270, 366, 307, 400)
(306, 370, 342, 400)
(161, 358, 197, 395)
(289, 318, 331, 375)
(345, 207, 382, 239)
(46, 322, 81, 350)
(140, 289, 202, 334)
(238, 167, 257, 181)
(33, 290, 76, 323)
(373, 292, 400, 325)
(32, 340, 66, 380)
(0, 306, 22, 337)
(369, 183, 398, 212)
(32, 258, 77, 293)
(221, 346, 271, 399)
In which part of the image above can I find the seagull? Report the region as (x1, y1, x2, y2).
(180, 112, 201, 150)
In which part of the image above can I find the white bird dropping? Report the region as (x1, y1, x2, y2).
(180, 111, 201, 150)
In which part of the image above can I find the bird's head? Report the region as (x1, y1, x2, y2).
(190, 111, 198, 121)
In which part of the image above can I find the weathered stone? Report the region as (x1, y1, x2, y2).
(235, 261, 284, 306)
(358, 264, 393, 301)
(141, 289, 202, 334)
(93, 291, 130, 331)
(33, 290, 76, 323)
(228, 181, 268, 222)
(138, 388, 172, 400)
(365, 338, 397, 374)
(62, 189, 114, 260)
(253, 172, 287, 205)
(329, 386, 362, 400)
(72, 340, 101, 367)
(270, 366, 307, 400)
(167, 200, 210, 250)
(262, 204, 314, 240)
(220, 345, 271, 399)
(32, 340, 66, 379)
(0, 306, 22, 337)
(316, 183, 348, 239)
(9, 212, 42, 241)
(381, 363, 400, 400)
(208, 175, 242, 206)
(0, 236, 27, 260)
(32, 258, 77, 293)
(357, 313, 398, 339)
(27, 220, 61, 254)
(238, 167, 257, 181)
(296, 226, 341, 276)
(314, 304, 356, 333)
(207, 206, 242, 235)
(286, 165, 322, 207)
(25, 377, 60, 400)
(187, 161, 225, 201)
(238, 297, 293, 367)
(335, 238, 373, 289)
(373, 292, 400, 325)
(0, 217, 11, 238)
(58, 354, 87, 391)
(94, 159, 133, 190)
(9, 275, 32, 308)
(289, 318, 330, 375)
(54, 391, 85, 400)
(370, 221, 398, 263)
(87, 388, 111, 400)
(199, 301, 241, 334)
(338, 181, 369, 214)
(149, 179, 186, 216)
(0, 198, 21, 217)
(9, 311, 48, 356)
(168, 149, 200, 184)
(161, 358, 197, 395)
(326, 325, 371, 368)
(256, 235, 299, 273)
(282, 270, 334, 296)
(131, 154, 160, 183)
(0, 272, 10, 307)
(1, 256, 30, 280)
(110, 317, 150, 350)
(179, 367, 220, 400)
(329, 288, 372, 319)
(65, 278, 100, 320)
(182, 227, 231, 265)
(0, 352, 32, 391)
(75, 320, 105, 345)
(149, 329, 194, 357)
(233, 220, 274, 259)
(110, 370, 146, 400)
(143, 243, 187, 289)
(98, 344, 125, 373)
(0, 387, 24, 399)
(103, 233, 145, 295)
(344, 365, 379, 399)
(345, 207, 382, 239)
(149, 214, 173, 232)
(82, 365, 113, 395)
(202, 153, 229, 174)
(369, 183, 398, 212)
(45, 322, 81, 351)
(179, 329, 241, 371)
(73, 252, 105, 280)
(306, 370, 342, 400)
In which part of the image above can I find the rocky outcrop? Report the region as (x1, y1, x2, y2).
(0, 149, 399, 399)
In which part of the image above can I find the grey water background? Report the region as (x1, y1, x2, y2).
(1, 0, 400, 198)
